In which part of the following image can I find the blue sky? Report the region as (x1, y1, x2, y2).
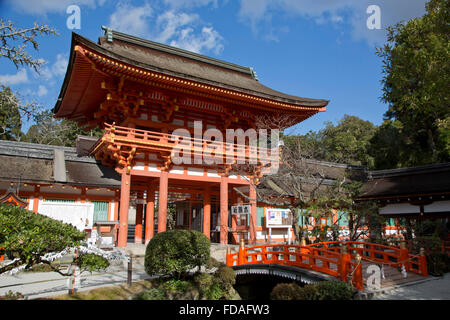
(0, 0, 428, 134)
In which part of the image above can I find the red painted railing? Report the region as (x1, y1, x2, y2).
(226, 243, 363, 290)
(92, 123, 278, 165)
(227, 240, 429, 291)
(307, 241, 428, 277)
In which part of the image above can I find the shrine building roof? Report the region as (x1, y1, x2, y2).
(0, 139, 120, 188)
(357, 162, 450, 202)
(53, 27, 329, 123)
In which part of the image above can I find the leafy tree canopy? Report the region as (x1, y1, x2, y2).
(375, 0, 450, 166)
(23, 109, 103, 147)
(0, 204, 118, 275)
(284, 115, 376, 168)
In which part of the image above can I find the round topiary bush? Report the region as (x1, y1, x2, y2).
(145, 229, 210, 279)
(270, 282, 303, 300)
(313, 281, 354, 300)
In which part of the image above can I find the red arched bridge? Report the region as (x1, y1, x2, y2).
(226, 241, 429, 291)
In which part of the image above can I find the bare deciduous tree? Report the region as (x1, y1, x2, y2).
(0, 19, 58, 72)
(231, 114, 377, 244)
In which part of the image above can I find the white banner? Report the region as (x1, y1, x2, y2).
(39, 202, 94, 231)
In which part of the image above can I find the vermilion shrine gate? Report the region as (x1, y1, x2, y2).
(53, 28, 329, 247)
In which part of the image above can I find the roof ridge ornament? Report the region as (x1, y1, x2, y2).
(102, 26, 113, 43)
(249, 67, 259, 81)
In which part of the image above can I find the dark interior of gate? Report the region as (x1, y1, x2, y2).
(128, 176, 249, 243)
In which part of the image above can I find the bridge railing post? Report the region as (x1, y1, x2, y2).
(353, 253, 363, 291)
(300, 237, 307, 263)
(310, 248, 316, 267)
(262, 246, 267, 264)
(238, 238, 245, 265)
(339, 244, 351, 282)
(283, 245, 290, 264)
(226, 246, 232, 266)
(419, 247, 428, 277)
(399, 240, 410, 272)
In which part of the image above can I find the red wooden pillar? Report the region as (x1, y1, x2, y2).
(145, 187, 155, 244)
(135, 194, 143, 244)
(33, 185, 40, 214)
(158, 170, 168, 233)
(118, 171, 131, 247)
(231, 190, 238, 244)
(220, 176, 228, 245)
(203, 186, 211, 239)
(249, 183, 257, 245)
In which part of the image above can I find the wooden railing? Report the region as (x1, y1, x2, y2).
(307, 241, 428, 277)
(92, 123, 278, 165)
(226, 243, 363, 290)
(227, 240, 429, 291)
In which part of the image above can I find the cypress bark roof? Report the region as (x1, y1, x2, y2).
(96, 28, 329, 107)
(53, 28, 329, 118)
(0, 140, 120, 188)
(358, 163, 450, 200)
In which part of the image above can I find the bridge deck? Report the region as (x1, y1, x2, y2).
(360, 260, 426, 289)
(313, 258, 426, 289)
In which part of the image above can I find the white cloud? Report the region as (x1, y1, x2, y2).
(52, 54, 68, 77)
(5, 0, 104, 15)
(36, 53, 68, 80)
(154, 11, 199, 43)
(170, 26, 224, 54)
(37, 85, 48, 97)
(238, 0, 428, 45)
(0, 69, 29, 85)
(162, 0, 218, 9)
(155, 11, 224, 54)
(109, 2, 153, 38)
(108, 3, 225, 55)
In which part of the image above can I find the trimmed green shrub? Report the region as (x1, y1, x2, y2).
(215, 264, 236, 290)
(74, 253, 110, 273)
(145, 229, 210, 278)
(193, 272, 214, 289)
(313, 281, 354, 300)
(270, 281, 354, 300)
(270, 282, 303, 300)
(133, 288, 166, 300)
(0, 204, 85, 274)
(297, 284, 320, 300)
(160, 279, 194, 293)
(206, 257, 222, 269)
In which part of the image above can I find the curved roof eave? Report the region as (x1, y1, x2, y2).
(54, 32, 329, 116)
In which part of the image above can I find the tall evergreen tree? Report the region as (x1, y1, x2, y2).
(375, 0, 450, 167)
